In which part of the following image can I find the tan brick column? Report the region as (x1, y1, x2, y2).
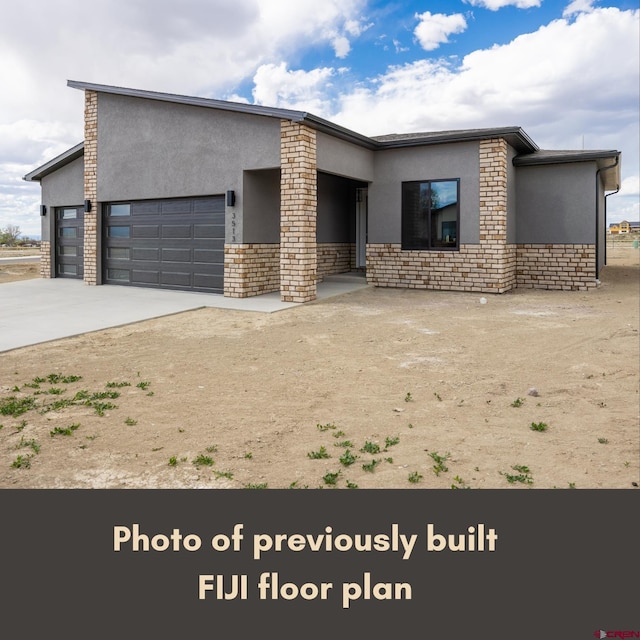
(479, 138, 515, 292)
(83, 90, 98, 285)
(280, 121, 317, 303)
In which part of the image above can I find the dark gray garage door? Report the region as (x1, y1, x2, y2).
(55, 206, 84, 278)
(103, 196, 225, 293)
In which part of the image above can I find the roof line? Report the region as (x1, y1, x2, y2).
(22, 142, 84, 182)
(513, 149, 620, 166)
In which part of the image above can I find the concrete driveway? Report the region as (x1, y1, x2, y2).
(0, 274, 368, 352)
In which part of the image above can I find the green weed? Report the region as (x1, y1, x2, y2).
(511, 398, 525, 408)
(339, 449, 358, 467)
(500, 465, 534, 485)
(316, 423, 337, 432)
(530, 422, 548, 432)
(322, 471, 340, 486)
(334, 440, 354, 448)
(360, 441, 381, 455)
(124, 417, 138, 426)
(17, 436, 40, 454)
(192, 455, 214, 467)
(0, 396, 36, 417)
(50, 423, 80, 437)
(429, 451, 450, 476)
(214, 470, 234, 480)
(362, 459, 381, 473)
(404, 392, 413, 402)
(308, 446, 330, 460)
(106, 381, 131, 388)
(408, 471, 423, 484)
(168, 457, 178, 467)
(384, 436, 400, 449)
(346, 480, 359, 489)
(245, 483, 268, 489)
(597, 437, 609, 444)
(11, 454, 32, 469)
(136, 381, 151, 390)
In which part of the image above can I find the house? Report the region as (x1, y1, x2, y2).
(24, 80, 621, 302)
(609, 221, 631, 234)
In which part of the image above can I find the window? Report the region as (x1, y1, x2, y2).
(61, 208, 78, 219)
(402, 179, 460, 250)
(109, 204, 131, 217)
(108, 226, 130, 238)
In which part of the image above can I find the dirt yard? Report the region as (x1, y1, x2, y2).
(1, 242, 638, 489)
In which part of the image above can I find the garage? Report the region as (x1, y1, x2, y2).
(55, 206, 84, 278)
(103, 196, 225, 293)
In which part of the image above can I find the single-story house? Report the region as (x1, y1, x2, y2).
(24, 80, 621, 302)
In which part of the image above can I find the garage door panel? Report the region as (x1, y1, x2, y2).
(132, 269, 160, 285)
(131, 247, 160, 261)
(160, 247, 191, 262)
(193, 249, 223, 264)
(104, 195, 225, 293)
(132, 202, 161, 216)
(133, 225, 161, 239)
(194, 273, 223, 289)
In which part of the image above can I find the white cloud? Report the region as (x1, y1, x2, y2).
(414, 12, 468, 51)
(463, 0, 542, 9)
(563, 0, 597, 17)
(252, 63, 336, 113)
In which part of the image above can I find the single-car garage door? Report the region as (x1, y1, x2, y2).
(103, 196, 225, 293)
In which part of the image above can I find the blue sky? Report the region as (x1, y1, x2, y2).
(1, 0, 638, 237)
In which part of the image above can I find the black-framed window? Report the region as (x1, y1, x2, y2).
(401, 179, 460, 250)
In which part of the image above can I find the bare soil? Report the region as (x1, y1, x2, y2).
(1, 242, 638, 489)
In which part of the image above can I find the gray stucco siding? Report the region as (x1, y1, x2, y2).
(316, 132, 374, 182)
(242, 169, 280, 244)
(40, 156, 84, 241)
(515, 162, 596, 244)
(96, 93, 282, 245)
(367, 141, 480, 245)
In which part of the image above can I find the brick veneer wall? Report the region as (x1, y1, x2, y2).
(224, 244, 280, 297)
(83, 90, 98, 285)
(40, 241, 52, 278)
(317, 243, 355, 279)
(280, 121, 317, 303)
(367, 138, 517, 294)
(367, 244, 517, 292)
(516, 244, 597, 290)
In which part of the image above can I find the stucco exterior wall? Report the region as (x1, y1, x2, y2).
(96, 93, 282, 245)
(515, 162, 596, 244)
(368, 141, 481, 244)
(40, 156, 84, 242)
(242, 169, 280, 244)
(316, 131, 374, 181)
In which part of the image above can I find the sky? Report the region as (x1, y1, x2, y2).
(0, 0, 638, 238)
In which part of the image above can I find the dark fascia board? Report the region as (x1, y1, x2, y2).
(22, 141, 85, 182)
(67, 80, 378, 149)
(372, 127, 539, 153)
(513, 149, 620, 166)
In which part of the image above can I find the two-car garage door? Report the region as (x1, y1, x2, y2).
(103, 196, 225, 293)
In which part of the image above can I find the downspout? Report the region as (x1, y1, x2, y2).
(595, 155, 619, 279)
(604, 184, 620, 267)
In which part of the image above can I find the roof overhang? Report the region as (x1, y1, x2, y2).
(22, 142, 85, 182)
(372, 126, 539, 154)
(514, 150, 621, 190)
